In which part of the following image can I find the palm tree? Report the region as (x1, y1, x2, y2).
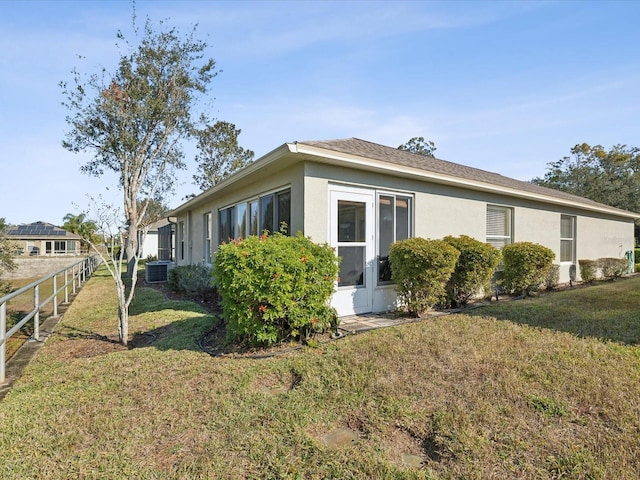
(62, 213, 99, 254)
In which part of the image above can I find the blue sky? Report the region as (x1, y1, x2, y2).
(1, 0, 639, 225)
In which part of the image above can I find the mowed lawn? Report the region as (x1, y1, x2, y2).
(0, 268, 639, 479)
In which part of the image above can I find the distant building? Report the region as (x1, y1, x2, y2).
(6, 221, 82, 257)
(138, 219, 174, 260)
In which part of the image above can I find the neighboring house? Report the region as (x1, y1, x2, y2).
(138, 219, 174, 260)
(7, 221, 82, 257)
(170, 138, 638, 317)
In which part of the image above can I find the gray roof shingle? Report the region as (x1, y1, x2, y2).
(298, 137, 636, 215)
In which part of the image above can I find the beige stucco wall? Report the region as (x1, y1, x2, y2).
(174, 162, 305, 266)
(174, 157, 636, 293)
(300, 161, 635, 286)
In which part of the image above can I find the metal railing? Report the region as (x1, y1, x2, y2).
(0, 255, 101, 383)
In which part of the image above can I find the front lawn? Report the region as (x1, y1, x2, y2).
(0, 268, 638, 479)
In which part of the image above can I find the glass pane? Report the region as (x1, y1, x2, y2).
(338, 200, 366, 242)
(235, 203, 247, 239)
(560, 239, 573, 262)
(338, 246, 364, 287)
(379, 196, 393, 257)
(378, 256, 392, 282)
(277, 190, 291, 234)
(487, 237, 509, 250)
(561, 215, 574, 238)
(396, 196, 410, 241)
(487, 207, 509, 236)
(249, 200, 259, 236)
(259, 194, 274, 234)
(219, 208, 232, 243)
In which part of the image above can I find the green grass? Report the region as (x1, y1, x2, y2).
(0, 268, 639, 478)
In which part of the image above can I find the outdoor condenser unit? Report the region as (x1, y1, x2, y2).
(145, 260, 173, 283)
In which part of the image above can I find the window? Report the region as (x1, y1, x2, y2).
(276, 190, 291, 234)
(560, 215, 576, 263)
(219, 208, 234, 244)
(259, 195, 274, 234)
(249, 200, 259, 236)
(235, 203, 247, 239)
(203, 213, 212, 264)
(218, 188, 291, 244)
(179, 221, 185, 260)
(486, 205, 513, 249)
(378, 194, 412, 283)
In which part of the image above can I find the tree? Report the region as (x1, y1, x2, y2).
(532, 143, 640, 216)
(193, 120, 255, 191)
(0, 218, 16, 295)
(62, 213, 99, 253)
(398, 136, 437, 157)
(60, 13, 217, 345)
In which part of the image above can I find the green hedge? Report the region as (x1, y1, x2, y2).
(168, 264, 213, 296)
(213, 233, 339, 347)
(443, 235, 501, 307)
(544, 264, 560, 290)
(389, 237, 459, 316)
(598, 257, 627, 280)
(578, 259, 598, 283)
(579, 258, 628, 282)
(502, 242, 554, 296)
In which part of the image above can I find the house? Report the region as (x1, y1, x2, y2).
(170, 138, 638, 317)
(138, 219, 175, 260)
(6, 221, 82, 257)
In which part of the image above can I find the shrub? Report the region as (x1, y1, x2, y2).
(501, 242, 554, 296)
(388, 237, 459, 316)
(578, 259, 598, 283)
(213, 233, 339, 347)
(168, 264, 213, 296)
(544, 264, 560, 290)
(443, 235, 501, 307)
(598, 257, 627, 280)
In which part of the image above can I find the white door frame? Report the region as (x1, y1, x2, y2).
(329, 186, 375, 316)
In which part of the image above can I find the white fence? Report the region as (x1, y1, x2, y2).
(0, 255, 101, 384)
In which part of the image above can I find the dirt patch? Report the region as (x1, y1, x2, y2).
(381, 427, 428, 469)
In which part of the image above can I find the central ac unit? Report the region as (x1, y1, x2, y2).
(145, 261, 173, 283)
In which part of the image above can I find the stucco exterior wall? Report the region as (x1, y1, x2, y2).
(173, 162, 304, 266)
(173, 155, 636, 314)
(576, 215, 634, 262)
(300, 161, 635, 285)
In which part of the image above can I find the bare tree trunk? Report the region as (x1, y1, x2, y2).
(125, 223, 138, 281)
(116, 280, 129, 346)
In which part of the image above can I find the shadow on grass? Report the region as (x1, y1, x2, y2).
(463, 276, 640, 346)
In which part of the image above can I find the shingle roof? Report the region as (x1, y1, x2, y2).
(297, 137, 636, 216)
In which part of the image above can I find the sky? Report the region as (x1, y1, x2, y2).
(1, 0, 639, 226)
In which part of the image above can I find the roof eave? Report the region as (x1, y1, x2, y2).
(170, 143, 294, 216)
(293, 143, 639, 220)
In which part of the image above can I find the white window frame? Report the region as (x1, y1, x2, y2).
(376, 191, 413, 285)
(560, 214, 576, 263)
(486, 205, 513, 249)
(179, 221, 185, 260)
(203, 212, 212, 264)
